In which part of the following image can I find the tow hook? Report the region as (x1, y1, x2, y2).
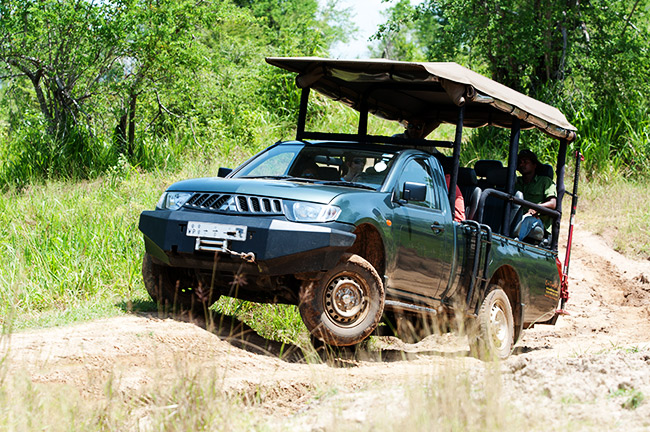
(194, 238, 256, 263)
(228, 249, 256, 263)
(222, 243, 256, 263)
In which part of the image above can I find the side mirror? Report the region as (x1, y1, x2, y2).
(217, 167, 232, 178)
(402, 182, 427, 202)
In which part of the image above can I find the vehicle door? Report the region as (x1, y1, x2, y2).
(389, 156, 454, 302)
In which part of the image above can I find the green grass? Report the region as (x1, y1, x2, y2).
(215, 298, 308, 346)
(609, 387, 646, 410)
(580, 177, 650, 259)
(0, 154, 241, 330)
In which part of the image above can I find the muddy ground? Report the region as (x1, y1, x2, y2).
(3, 225, 650, 430)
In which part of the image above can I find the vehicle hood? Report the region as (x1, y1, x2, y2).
(167, 177, 371, 204)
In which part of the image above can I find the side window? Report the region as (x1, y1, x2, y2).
(397, 158, 438, 209)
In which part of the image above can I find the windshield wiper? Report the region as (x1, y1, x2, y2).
(240, 175, 293, 179)
(239, 176, 375, 189)
(318, 180, 377, 190)
(241, 175, 320, 183)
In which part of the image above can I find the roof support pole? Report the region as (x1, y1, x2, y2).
(296, 88, 310, 141)
(502, 117, 520, 234)
(552, 138, 568, 251)
(449, 105, 464, 213)
(357, 96, 369, 140)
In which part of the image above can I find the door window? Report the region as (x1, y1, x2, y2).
(397, 158, 438, 209)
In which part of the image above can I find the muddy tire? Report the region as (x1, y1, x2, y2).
(299, 253, 384, 347)
(469, 287, 514, 360)
(142, 253, 219, 314)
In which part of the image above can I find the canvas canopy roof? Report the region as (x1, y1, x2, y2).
(266, 57, 577, 142)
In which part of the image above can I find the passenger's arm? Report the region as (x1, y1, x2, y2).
(527, 178, 557, 216)
(527, 196, 556, 216)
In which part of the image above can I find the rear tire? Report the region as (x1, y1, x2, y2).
(142, 253, 219, 314)
(469, 287, 514, 360)
(299, 253, 384, 347)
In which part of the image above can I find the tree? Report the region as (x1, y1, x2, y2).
(0, 0, 131, 136)
(377, 0, 650, 98)
(0, 0, 364, 185)
(376, 0, 650, 174)
(108, 0, 244, 156)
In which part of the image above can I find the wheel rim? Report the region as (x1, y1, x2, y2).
(489, 300, 509, 349)
(323, 274, 369, 327)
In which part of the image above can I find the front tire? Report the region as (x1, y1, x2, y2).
(299, 253, 384, 347)
(470, 287, 514, 360)
(142, 253, 219, 314)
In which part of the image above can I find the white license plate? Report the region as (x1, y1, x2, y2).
(186, 221, 247, 241)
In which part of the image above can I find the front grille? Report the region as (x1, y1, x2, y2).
(184, 193, 284, 215)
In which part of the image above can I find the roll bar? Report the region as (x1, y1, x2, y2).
(295, 83, 579, 255)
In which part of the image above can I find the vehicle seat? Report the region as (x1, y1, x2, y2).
(474, 159, 503, 190)
(485, 166, 508, 190)
(537, 163, 554, 179)
(479, 167, 522, 235)
(457, 167, 481, 221)
(508, 191, 524, 236)
(317, 167, 341, 181)
(508, 162, 553, 245)
(481, 190, 524, 236)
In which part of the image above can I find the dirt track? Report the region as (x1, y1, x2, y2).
(3, 225, 650, 430)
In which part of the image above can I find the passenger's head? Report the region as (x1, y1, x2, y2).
(406, 120, 426, 139)
(517, 149, 539, 175)
(343, 155, 366, 181)
(345, 156, 365, 171)
(404, 117, 440, 139)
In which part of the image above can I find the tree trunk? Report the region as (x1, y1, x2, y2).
(127, 92, 137, 157)
(115, 113, 128, 155)
(8, 59, 55, 134)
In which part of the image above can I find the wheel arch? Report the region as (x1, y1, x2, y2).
(346, 222, 386, 277)
(487, 265, 523, 341)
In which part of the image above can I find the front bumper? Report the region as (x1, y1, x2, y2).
(139, 210, 356, 275)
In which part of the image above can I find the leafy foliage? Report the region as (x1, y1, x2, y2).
(0, 0, 131, 131)
(0, 0, 338, 187)
(375, 0, 650, 177)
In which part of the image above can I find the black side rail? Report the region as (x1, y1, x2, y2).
(475, 188, 561, 248)
(460, 220, 492, 313)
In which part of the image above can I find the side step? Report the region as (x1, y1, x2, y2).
(384, 300, 438, 315)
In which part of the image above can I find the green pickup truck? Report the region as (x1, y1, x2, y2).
(139, 58, 582, 360)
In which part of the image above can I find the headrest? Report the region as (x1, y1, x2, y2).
(537, 163, 554, 179)
(486, 167, 508, 187)
(474, 160, 503, 177)
(317, 167, 341, 181)
(457, 167, 477, 186)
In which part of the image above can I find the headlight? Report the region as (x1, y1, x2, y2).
(284, 201, 341, 222)
(156, 192, 192, 210)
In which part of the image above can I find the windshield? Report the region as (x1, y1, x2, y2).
(234, 143, 397, 189)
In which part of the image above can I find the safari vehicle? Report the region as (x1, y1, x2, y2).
(139, 57, 582, 359)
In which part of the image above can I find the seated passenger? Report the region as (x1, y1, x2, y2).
(513, 149, 556, 241)
(445, 174, 466, 222)
(393, 117, 441, 142)
(342, 156, 366, 182)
